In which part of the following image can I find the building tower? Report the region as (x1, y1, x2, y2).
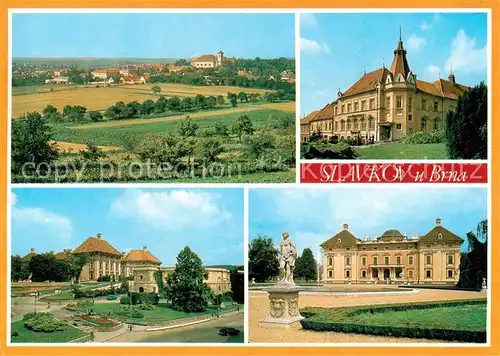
(390, 26, 411, 79)
(217, 50, 224, 67)
(448, 66, 456, 84)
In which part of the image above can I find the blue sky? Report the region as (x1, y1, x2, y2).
(11, 188, 244, 266)
(300, 12, 488, 115)
(12, 13, 295, 59)
(249, 187, 488, 257)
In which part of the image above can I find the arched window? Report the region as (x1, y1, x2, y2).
(361, 118, 366, 130)
(347, 119, 352, 130)
(373, 256, 378, 265)
(433, 117, 439, 130)
(421, 117, 427, 131)
(384, 256, 390, 265)
(361, 256, 367, 266)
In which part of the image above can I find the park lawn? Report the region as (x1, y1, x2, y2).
(41, 282, 114, 301)
(151, 170, 296, 183)
(11, 320, 87, 343)
(88, 302, 237, 324)
(302, 300, 486, 332)
(354, 143, 448, 159)
(52, 108, 293, 146)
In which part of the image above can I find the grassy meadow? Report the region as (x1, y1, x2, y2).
(354, 142, 448, 159)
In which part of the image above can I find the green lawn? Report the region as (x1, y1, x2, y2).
(84, 302, 239, 325)
(153, 170, 295, 183)
(301, 299, 486, 342)
(40, 282, 113, 301)
(53, 108, 292, 146)
(354, 143, 448, 159)
(11, 320, 87, 343)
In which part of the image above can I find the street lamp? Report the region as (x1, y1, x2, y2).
(33, 290, 38, 313)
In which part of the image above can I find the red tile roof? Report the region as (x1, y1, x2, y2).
(416, 79, 469, 99)
(300, 110, 320, 125)
(192, 54, 216, 63)
(73, 236, 121, 256)
(124, 249, 162, 264)
(342, 67, 391, 98)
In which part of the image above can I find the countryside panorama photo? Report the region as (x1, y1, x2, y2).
(11, 13, 296, 183)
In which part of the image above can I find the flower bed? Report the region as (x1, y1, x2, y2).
(75, 315, 116, 327)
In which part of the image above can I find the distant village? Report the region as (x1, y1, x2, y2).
(12, 50, 296, 87)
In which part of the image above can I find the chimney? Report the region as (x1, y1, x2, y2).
(30, 248, 35, 253)
(435, 218, 442, 227)
(97, 232, 102, 240)
(343, 223, 349, 231)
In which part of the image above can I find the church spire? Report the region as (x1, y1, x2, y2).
(448, 65, 456, 84)
(390, 26, 411, 79)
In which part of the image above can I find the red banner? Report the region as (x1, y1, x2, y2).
(300, 163, 488, 183)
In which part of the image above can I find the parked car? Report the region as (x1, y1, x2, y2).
(218, 327, 240, 336)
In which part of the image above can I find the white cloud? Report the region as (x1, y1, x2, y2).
(426, 64, 441, 77)
(12, 194, 73, 242)
(420, 13, 442, 31)
(445, 29, 487, 74)
(300, 13, 317, 28)
(111, 189, 231, 230)
(406, 34, 427, 51)
(300, 37, 330, 54)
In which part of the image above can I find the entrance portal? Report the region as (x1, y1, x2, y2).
(383, 269, 390, 280)
(379, 126, 391, 141)
(139, 287, 144, 293)
(372, 268, 378, 278)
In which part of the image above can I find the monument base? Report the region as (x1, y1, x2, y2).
(259, 286, 304, 329)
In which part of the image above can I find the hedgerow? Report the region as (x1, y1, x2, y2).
(401, 130, 445, 144)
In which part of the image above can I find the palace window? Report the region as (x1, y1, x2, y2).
(447, 270, 454, 278)
(362, 100, 366, 110)
(408, 270, 414, 278)
(409, 256, 414, 265)
(384, 256, 389, 265)
(426, 269, 432, 278)
(369, 119, 375, 129)
(347, 103, 352, 112)
(408, 97, 413, 112)
(386, 96, 391, 108)
(408, 114, 413, 122)
(335, 121, 339, 131)
(362, 270, 367, 278)
(362, 256, 367, 266)
(347, 120, 352, 130)
(373, 256, 378, 265)
(396, 96, 403, 109)
(370, 98, 375, 110)
(345, 257, 351, 266)
(422, 99, 427, 110)
(341, 120, 346, 131)
(396, 124, 402, 130)
(396, 256, 401, 265)
(433, 101, 439, 112)
(345, 270, 350, 278)
(335, 107, 338, 115)
(421, 118, 427, 131)
(354, 102, 359, 112)
(447, 254, 454, 265)
(426, 255, 432, 265)
(433, 118, 439, 130)
(361, 119, 366, 130)
(328, 270, 333, 278)
(328, 257, 333, 266)
(342, 105, 345, 113)
(353, 119, 359, 130)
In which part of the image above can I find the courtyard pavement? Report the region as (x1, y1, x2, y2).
(249, 287, 486, 343)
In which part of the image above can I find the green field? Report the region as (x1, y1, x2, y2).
(11, 320, 87, 343)
(354, 143, 448, 159)
(301, 300, 486, 342)
(84, 301, 239, 325)
(53, 108, 290, 146)
(155, 170, 295, 183)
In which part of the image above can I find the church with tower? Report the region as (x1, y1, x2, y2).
(301, 29, 469, 143)
(190, 50, 227, 68)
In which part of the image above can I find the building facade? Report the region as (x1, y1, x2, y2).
(302, 32, 468, 143)
(320, 219, 463, 285)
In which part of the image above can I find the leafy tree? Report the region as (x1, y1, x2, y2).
(151, 85, 162, 95)
(11, 112, 58, 174)
(248, 236, 279, 283)
(216, 95, 225, 106)
(295, 248, 317, 282)
(197, 137, 224, 163)
(275, 134, 295, 165)
(177, 116, 198, 137)
(214, 122, 229, 136)
(89, 111, 103, 122)
(457, 219, 488, 290)
(230, 267, 244, 304)
(42, 104, 58, 118)
(167, 96, 181, 111)
(231, 115, 254, 141)
(140, 99, 156, 115)
(136, 133, 185, 166)
(227, 92, 238, 107)
(11, 255, 30, 282)
(165, 246, 208, 312)
(81, 144, 106, 162)
(194, 94, 206, 108)
(28, 253, 66, 282)
(238, 92, 248, 103)
(154, 96, 168, 114)
(445, 82, 487, 159)
(243, 134, 275, 159)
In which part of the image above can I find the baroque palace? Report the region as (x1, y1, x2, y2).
(23, 233, 231, 294)
(320, 218, 463, 284)
(301, 30, 468, 143)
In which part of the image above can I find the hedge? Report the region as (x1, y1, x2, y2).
(300, 299, 486, 343)
(23, 312, 67, 333)
(401, 130, 445, 144)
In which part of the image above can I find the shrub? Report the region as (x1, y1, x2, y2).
(402, 130, 445, 144)
(138, 303, 156, 311)
(23, 312, 67, 332)
(132, 310, 144, 319)
(106, 295, 118, 301)
(301, 141, 357, 159)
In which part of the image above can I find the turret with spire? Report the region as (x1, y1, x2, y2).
(448, 66, 456, 84)
(390, 26, 411, 79)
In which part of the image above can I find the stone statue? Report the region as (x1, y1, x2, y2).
(278, 232, 298, 287)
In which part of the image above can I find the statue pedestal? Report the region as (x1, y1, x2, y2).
(259, 287, 304, 329)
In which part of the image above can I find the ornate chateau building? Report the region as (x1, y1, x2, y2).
(22, 233, 231, 294)
(301, 31, 469, 143)
(320, 219, 463, 284)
